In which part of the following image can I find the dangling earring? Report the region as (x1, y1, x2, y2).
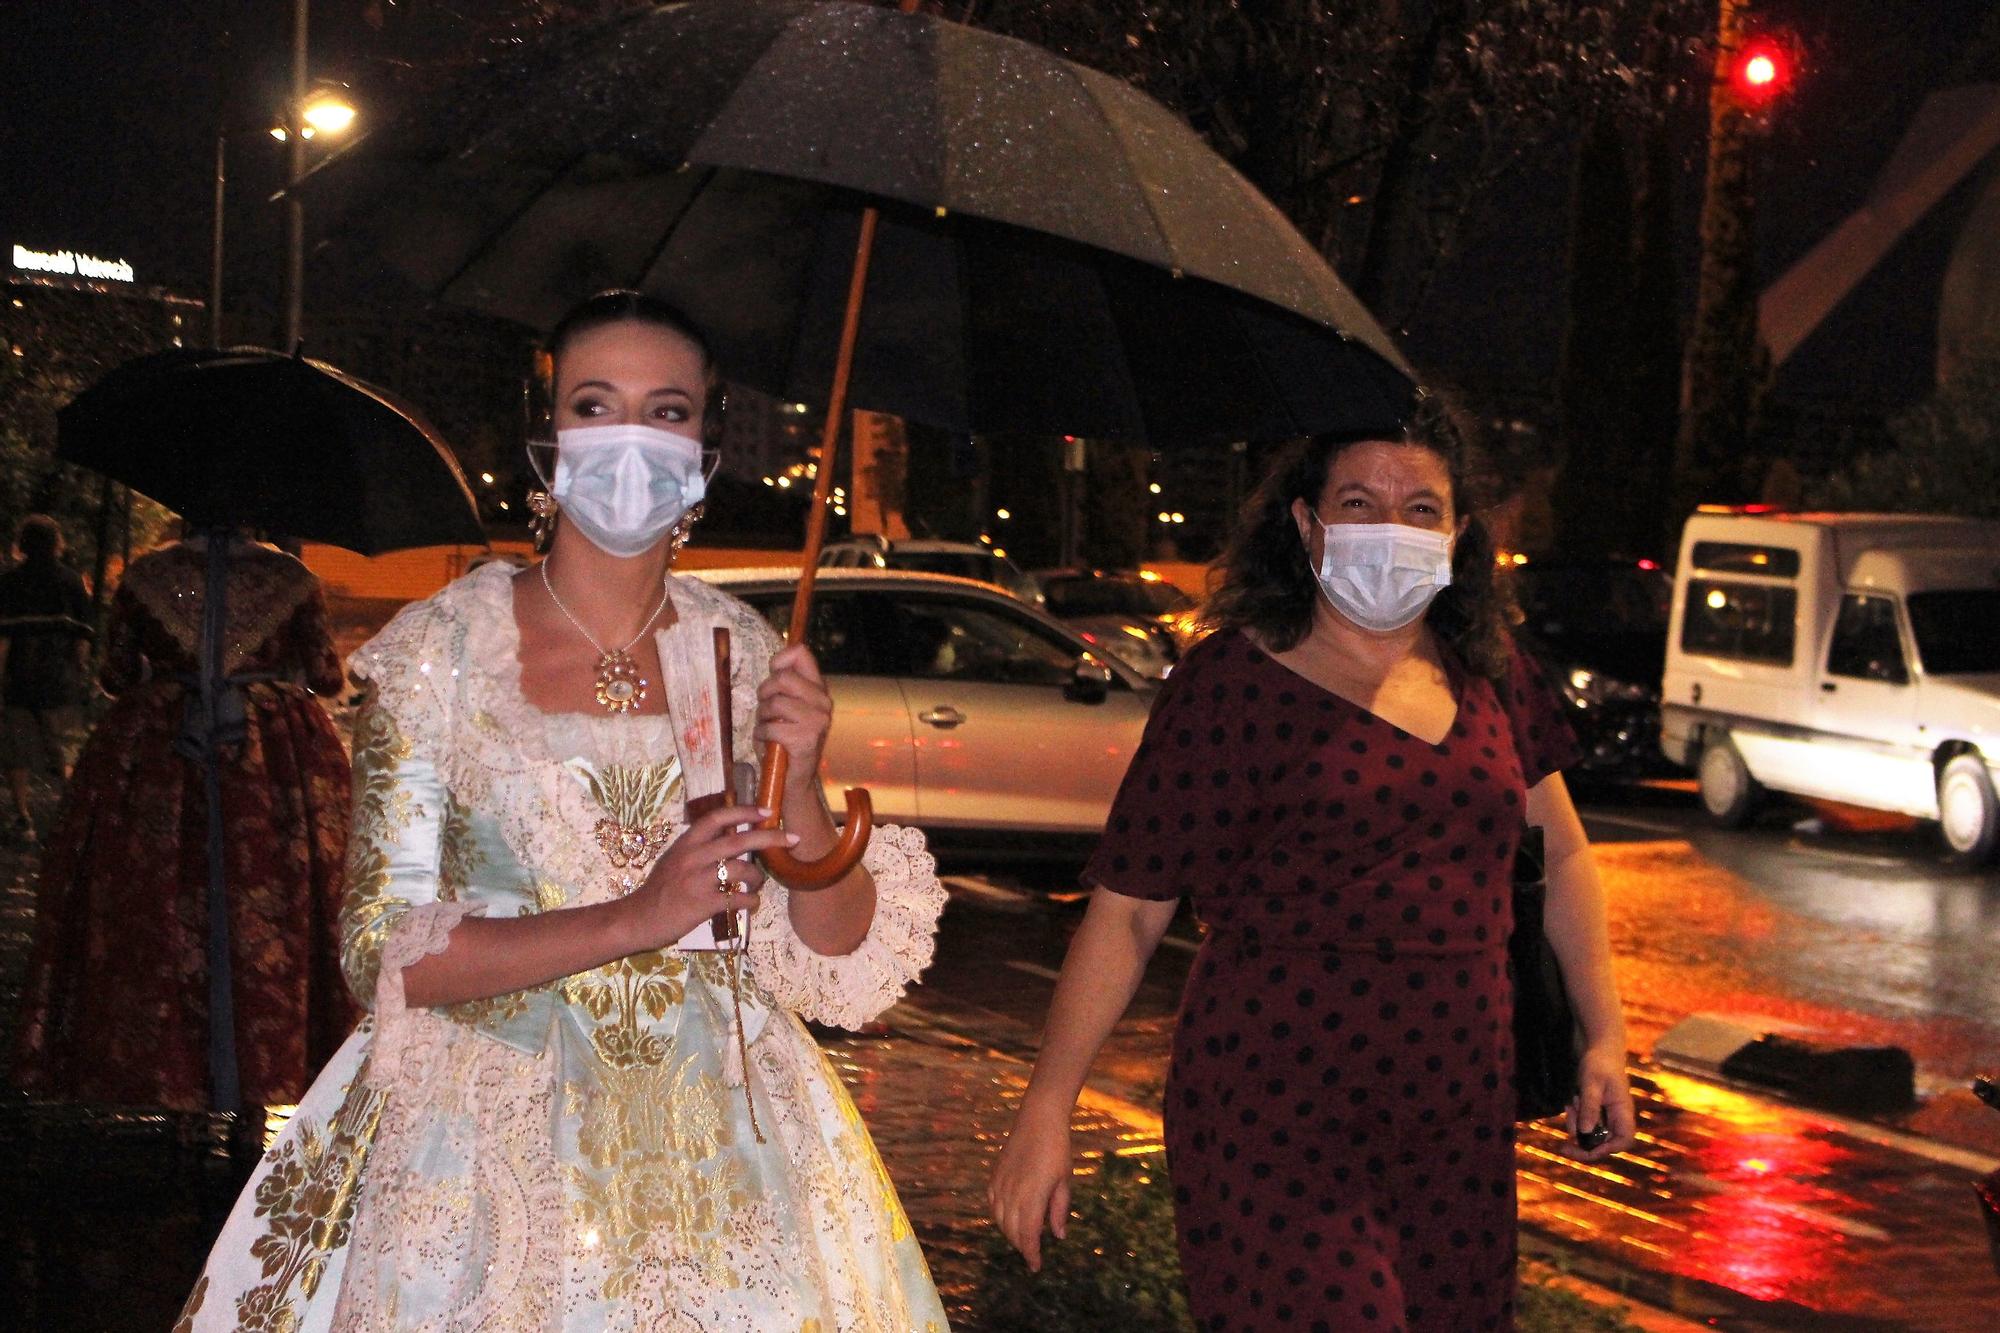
(667, 503, 705, 568)
(528, 490, 559, 553)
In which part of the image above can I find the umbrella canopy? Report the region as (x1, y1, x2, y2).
(307, 0, 1416, 447)
(58, 346, 486, 555)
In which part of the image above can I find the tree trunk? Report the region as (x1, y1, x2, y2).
(1670, 0, 1767, 538)
(1627, 112, 1683, 553)
(1552, 113, 1638, 559)
(1353, 0, 1461, 319)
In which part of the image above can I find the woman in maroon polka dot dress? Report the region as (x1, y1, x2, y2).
(991, 406, 1637, 1331)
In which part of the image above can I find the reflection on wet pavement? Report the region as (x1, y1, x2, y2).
(1520, 1070, 1999, 1328)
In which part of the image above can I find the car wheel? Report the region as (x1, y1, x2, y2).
(1697, 733, 1761, 828)
(1937, 754, 2000, 864)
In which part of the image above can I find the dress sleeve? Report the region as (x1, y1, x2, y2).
(1083, 635, 1260, 901)
(719, 589, 948, 1030)
(338, 599, 479, 1011)
(281, 583, 348, 697)
(1495, 637, 1583, 788)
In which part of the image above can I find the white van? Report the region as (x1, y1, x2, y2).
(1660, 510, 2000, 861)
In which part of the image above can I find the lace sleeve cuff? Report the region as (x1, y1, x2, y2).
(368, 900, 486, 1085)
(746, 823, 947, 1030)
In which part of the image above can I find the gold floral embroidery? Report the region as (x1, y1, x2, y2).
(338, 698, 417, 1000)
(567, 759, 683, 871)
(568, 1048, 746, 1299)
(437, 792, 483, 902)
(562, 948, 688, 1069)
(235, 1084, 387, 1328)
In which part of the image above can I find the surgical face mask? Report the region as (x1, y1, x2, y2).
(545, 423, 708, 558)
(1308, 518, 1454, 632)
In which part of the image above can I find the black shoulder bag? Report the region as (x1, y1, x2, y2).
(1509, 824, 1580, 1122)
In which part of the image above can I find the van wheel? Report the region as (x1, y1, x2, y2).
(1697, 735, 1761, 828)
(1937, 755, 2000, 864)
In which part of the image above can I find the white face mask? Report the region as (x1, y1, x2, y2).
(546, 423, 708, 558)
(1309, 518, 1454, 632)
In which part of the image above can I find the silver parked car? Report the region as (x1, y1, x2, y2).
(693, 568, 1155, 850)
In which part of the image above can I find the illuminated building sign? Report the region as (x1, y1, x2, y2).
(11, 244, 135, 284)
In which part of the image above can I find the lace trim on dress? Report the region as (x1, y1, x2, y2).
(369, 899, 486, 1086)
(748, 823, 947, 1030)
(122, 542, 321, 676)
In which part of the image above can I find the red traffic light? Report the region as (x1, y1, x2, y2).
(1731, 38, 1791, 101)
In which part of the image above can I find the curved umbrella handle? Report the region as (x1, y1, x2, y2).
(754, 740, 873, 889)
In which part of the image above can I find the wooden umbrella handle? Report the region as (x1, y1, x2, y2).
(753, 203, 883, 889)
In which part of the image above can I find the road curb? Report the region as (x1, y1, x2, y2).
(1654, 1012, 1915, 1115)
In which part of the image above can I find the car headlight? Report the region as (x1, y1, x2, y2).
(1562, 667, 1652, 706)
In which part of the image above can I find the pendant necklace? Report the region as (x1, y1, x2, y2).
(541, 557, 672, 715)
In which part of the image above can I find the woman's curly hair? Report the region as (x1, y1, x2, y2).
(1202, 395, 1514, 680)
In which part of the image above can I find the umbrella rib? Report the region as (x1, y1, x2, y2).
(432, 142, 613, 305)
(1054, 63, 1180, 277)
(632, 164, 723, 297)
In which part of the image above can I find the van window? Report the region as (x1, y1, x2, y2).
(1906, 590, 2000, 676)
(1690, 542, 1802, 578)
(1680, 579, 1796, 665)
(1826, 594, 1908, 684)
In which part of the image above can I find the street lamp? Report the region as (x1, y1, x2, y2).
(209, 82, 355, 349)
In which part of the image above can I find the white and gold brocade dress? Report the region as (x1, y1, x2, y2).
(178, 562, 950, 1331)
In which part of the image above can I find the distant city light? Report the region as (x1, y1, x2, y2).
(996, 508, 1011, 520)
(1148, 482, 1162, 494)
(1170, 512, 1185, 524)
(1157, 511, 1171, 523)
(479, 472, 495, 485)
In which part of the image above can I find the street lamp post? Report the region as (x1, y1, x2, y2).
(206, 0, 351, 353)
(283, 0, 309, 351)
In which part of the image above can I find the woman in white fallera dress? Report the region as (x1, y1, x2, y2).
(178, 292, 950, 1331)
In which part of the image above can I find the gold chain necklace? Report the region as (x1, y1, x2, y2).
(540, 557, 671, 715)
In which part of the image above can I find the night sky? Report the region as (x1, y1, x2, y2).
(3, 0, 1995, 416)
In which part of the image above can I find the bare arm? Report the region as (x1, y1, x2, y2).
(1527, 772, 1636, 1159)
(759, 642, 876, 955)
(990, 887, 1180, 1269)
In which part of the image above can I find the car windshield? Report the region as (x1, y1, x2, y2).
(894, 552, 1003, 582)
(1906, 590, 2000, 675)
(1043, 578, 1192, 617)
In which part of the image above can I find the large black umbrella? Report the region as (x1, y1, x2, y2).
(57, 346, 484, 1113)
(303, 0, 1418, 886)
(57, 346, 485, 556)
(307, 0, 1414, 448)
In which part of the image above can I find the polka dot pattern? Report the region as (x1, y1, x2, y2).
(1087, 632, 1581, 1331)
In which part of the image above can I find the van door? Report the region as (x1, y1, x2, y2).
(1803, 593, 1931, 814)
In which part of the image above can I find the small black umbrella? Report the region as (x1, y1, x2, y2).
(57, 346, 485, 556)
(303, 0, 1418, 886)
(57, 345, 484, 1113)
